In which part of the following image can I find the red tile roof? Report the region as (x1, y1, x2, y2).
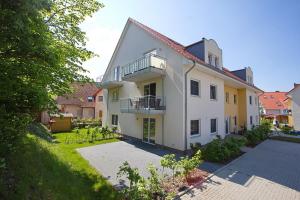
(129, 18, 262, 92)
(259, 92, 288, 110)
(56, 82, 99, 107)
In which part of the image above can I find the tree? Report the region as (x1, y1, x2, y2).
(0, 0, 103, 169)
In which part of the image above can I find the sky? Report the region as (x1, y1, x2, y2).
(81, 0, 300, 92)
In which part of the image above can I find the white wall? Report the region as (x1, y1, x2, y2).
(246, 89, 260, 129)
(102, 21, 185, 150)
(187, 66, 225, 146)
(290, 87, 300, 131)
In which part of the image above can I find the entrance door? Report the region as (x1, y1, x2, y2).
(143, 118, 155, 144)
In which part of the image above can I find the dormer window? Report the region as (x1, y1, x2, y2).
(87, 96, 94, 102)
(208, 54, 213, 65)
(215, 57, 219, 67)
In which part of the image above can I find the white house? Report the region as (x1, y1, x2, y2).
(101, 18, 262, 151)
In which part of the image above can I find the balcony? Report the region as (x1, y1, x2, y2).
(100, 80, 123, 89)
(121, 54, 166, 82)
(120, 95, 166, 115)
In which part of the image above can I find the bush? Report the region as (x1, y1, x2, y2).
(72, 118, 101, 129)
(246, 123, 270, 146)
(281, 126, 293, 134)
(202, 137, 246, 163)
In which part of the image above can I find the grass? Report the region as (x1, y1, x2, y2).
(270, 136, 300, 144)
(1, 127, 120, 200)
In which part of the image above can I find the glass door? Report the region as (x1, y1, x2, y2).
(144, 83, 156, 109)
(225, 117, 229, 134)
(143, 118, 155, 144)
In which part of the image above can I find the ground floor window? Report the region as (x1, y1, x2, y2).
(191, 120, 200, 135)
(210, 118, 217, 133)
(250, 115, 253, 125)
(234, 116, 237, 126)
(112, 114, 118, 126)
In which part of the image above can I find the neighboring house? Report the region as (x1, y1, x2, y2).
(55, 82, 104, 119)
(286, 83, 300, 131)
(101, 18, 262, 151)
(259, 91, 289, 124)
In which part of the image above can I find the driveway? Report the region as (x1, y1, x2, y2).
(77, 140, 182, 187)
(180, 140, 300, 200)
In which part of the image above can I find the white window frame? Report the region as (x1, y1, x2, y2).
(190, 79, 201, 97)
(210, 118, 218, 134)
(210, 84, 217, 101)
(190, 119, 201, 137)
(208, 54, 213, 65)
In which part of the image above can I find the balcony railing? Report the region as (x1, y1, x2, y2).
(120, 95, 166, 114)
(121, 54, 166, 78)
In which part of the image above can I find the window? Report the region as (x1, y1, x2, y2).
(190, 120, 200, 135)
(210, 118, 217, 133)
(190, 80, 200, 96)
(234, 116, 237, 126)
(87, 96, 93, 102)
(215, 57, 219, 67)
(114, 66, 120, 81)
(256, 115, 258, 124)
(255, 97, 258, 105)
(249, 95, 252, 105)
(208, 54, 213, 65)
(234, 94, 237, 104)
(250, 116, 253, 125)
(98, 96, 103, 102)
(112, 114, 118, 126)
(112, 89, 119, 101)
(210, 85, 217, 100)
(225, 92, 229, 103)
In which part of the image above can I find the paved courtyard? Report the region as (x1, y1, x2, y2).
(180, 140, 300, 200)
(77, 140, 181, 187)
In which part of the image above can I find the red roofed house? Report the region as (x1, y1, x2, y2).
(55, 82, 104, 120)
(100, 18, 262, 151)
(259, 91, 290, 125)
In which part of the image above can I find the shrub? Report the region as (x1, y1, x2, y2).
(178, 150, 202, 180)
(246, 123, 271, 146)
(202, 137, 245, 163)
(281, 126, 293, 134)
(160, 154, 178, 181)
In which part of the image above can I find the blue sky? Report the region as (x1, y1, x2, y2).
(81, 0, 300, 91)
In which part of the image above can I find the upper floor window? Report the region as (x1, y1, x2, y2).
(87, 96, 94, 102)
(112, 89, 119, 101)
(234, 94, 237, 104)
(191, 80, 200, 96)
(98, 96, 103, 102)
(210, 85, 217, 100)
(249, 95, 252, 105)
(255, 97, 258, 105)
(225, 92, 229, 103)
(210, 118, 217, 133)
(114, 66, 120, 81)
(191, 120, 200, 136)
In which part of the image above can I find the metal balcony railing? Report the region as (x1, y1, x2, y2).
(121, 54, 166, 78)
(120, 95, 166, 114)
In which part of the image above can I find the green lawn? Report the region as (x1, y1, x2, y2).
(2, 127, 120, 200)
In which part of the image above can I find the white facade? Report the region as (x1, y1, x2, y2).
(288, 86, 300, 131)
(101, 19, 261, 151)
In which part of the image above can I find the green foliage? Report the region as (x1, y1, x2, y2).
(160, 154, 178, 180)
(72, 118, 101, 128)
(147, 164, 164, 198)
(178, 150, 202, 179)
(0, 0, 103, 177)
(246, 124, 270, 146)
(202, 137, 246, 163)
(281, 126, 293, 134)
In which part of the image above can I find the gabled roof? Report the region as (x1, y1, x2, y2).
(56, 82, 99, 107)
(104, 18, 262, 92)
(259, 92, 288, 110)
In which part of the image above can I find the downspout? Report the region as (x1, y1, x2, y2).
(162, 76, 165, 146)
(184, 60, 196, 151)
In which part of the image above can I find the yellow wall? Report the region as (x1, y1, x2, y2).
(224, 85, 239, 132)
(286, 98, 294, 127)
(237, 88, 247, 129)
